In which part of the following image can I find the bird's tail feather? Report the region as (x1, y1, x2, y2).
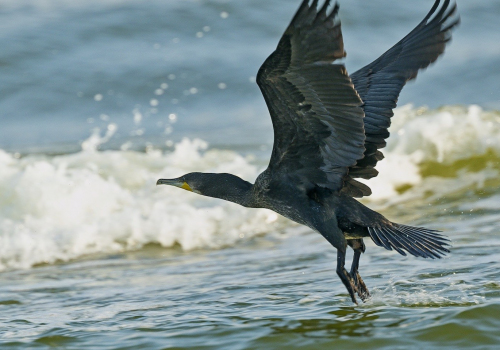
(367, 223, 450, 259)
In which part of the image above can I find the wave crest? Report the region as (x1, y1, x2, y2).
(363, 105, 500, 202)
(0, 105, 499, 270)
(0, 138, 282, 270)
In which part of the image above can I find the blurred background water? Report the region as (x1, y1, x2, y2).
(0, 0, 499, 349)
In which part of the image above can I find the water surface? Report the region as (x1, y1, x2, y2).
(0, 0, 499, 349)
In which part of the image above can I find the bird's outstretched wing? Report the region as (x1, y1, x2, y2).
(257, 0, 365, 193)
(344, 0, 460, 197)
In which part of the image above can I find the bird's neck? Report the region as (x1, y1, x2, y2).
(216, 186, 256, 208)
(200, 174, 256, 208)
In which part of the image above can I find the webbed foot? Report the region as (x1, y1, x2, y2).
(351, 270, 370, 301)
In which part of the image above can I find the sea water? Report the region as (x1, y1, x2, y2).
(0, 0, 499, 349)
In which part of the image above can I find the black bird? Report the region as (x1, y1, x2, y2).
(158, 0, 459, 304)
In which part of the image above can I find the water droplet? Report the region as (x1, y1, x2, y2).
(133, 111, 142, 125)
(120, 141, 132, 151)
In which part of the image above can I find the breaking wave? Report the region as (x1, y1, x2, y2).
(0, 139, 284, 270)
(0, 104, 498, 270)
(364, 105, 500, 205)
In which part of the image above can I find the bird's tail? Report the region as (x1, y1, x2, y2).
(367, 223, 450, 259)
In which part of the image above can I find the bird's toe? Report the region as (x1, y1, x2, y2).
(352, 271, 370, 301)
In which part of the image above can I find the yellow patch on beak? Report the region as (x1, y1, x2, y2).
(181, 182, 193, 192)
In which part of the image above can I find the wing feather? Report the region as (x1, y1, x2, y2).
(257, 0, 366, 192)
(344, 0, 459, 197)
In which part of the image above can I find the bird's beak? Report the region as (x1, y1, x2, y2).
(156, 178, 194, 192)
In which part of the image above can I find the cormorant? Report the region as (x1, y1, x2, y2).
(158, 0, 459, 304)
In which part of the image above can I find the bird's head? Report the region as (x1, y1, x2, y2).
(157, 172, 254, 205)
(156, 173, 206, 194)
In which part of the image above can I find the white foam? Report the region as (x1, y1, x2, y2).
(0, 105, 499, 270)
(362, 105, 500, 202)
(0, 138, 285, 270)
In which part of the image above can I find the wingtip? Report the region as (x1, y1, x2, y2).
(426, 0, 460, 27)
(290, 0, 312, 26)
(318, 0, 331, 18)
(421, 0, 441, 23)
(421, 0, 459, 27)
(327, 2, 340, 21)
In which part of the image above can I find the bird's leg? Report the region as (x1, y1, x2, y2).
(320, 217, 358, 304)
(351, 250, 370, 301)
(336, 248, 358, 304)
(347, 239, 370, 301)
